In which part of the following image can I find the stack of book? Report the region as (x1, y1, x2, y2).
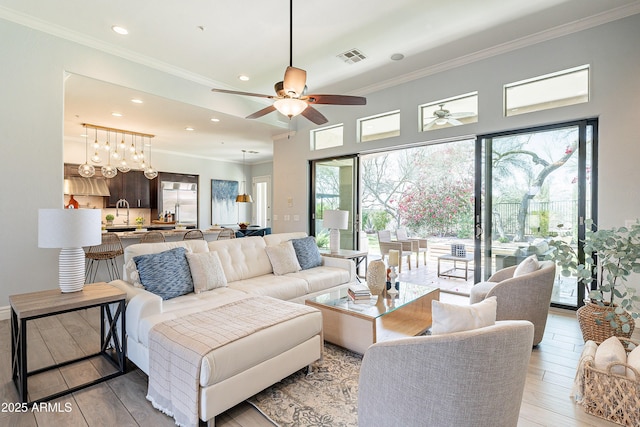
(348, 283, 371, 302)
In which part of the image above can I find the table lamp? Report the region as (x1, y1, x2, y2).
(323, 210, 349, 253)
(38, 208, 102, 293)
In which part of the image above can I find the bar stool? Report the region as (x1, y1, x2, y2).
(183, 229, 204, 240)
(140, 231, 165, 243)
(85, 233, 124, 283)
(216, 228, 236, 240)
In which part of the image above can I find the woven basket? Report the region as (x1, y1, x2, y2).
(577, 301, 635, 344)
(581, 338, 640, 426)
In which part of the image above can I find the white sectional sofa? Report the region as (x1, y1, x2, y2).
(109, 232, 354, 426)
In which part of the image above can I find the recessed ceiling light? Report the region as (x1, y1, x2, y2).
(112, 25, 129, 35)
(390, 53, 405, 61)
(185, 127, 195, 131)
(210, 118, 220, 122)
(238, 75, 250, 81)
(131, 98, 143, 104)
(111, 112, 123, 117)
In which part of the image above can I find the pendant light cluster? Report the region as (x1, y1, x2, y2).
(78, 123, 157, 180)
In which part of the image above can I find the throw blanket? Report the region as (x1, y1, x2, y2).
(146, 296, 318, 427)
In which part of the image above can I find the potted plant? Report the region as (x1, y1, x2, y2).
(547, 219, 640, 342)
(105, 214, 114, 226)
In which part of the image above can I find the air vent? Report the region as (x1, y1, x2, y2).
(337, 48, 367, 64)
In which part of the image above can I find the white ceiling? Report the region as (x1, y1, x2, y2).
(2, 0, 639, 164)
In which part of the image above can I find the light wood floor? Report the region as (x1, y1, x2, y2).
(1, 299, 635, 426)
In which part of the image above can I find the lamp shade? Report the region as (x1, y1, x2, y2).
(38, 209, 102, 248)
(274, 98, 308, 118)
(323, 210, 349, 230)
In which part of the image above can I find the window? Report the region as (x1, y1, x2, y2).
(420, 92, 478, 132)
(358, 111, 400, 142)
(504, 65, 589, 116)
(311, 124, 343, 150)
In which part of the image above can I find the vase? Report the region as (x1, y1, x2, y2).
(576, 300, 635, 343)
(366, 260, 386, 295)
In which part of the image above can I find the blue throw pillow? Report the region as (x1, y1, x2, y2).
(291, 236, 322, 270)
(133, 247, 194, 300)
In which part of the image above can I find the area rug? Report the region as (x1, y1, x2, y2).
(248, 343, 362, 427)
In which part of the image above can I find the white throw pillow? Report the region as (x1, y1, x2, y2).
(514, 254, 539, 277)
(626, 345, 640, 380)
(124, 258, 144, 288)
(185, 251, 228, 293)
(431, 296, 497, 335)
(265, 241, 302, 275)
(594, 336, 627, 376)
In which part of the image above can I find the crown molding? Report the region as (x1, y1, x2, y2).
(2, 3, 639, 98)
(355, 3, 640, 95)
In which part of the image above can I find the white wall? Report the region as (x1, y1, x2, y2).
(273, 14, 640, 234)
(0, 18, 269, 309)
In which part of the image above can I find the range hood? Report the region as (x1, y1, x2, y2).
(64, 177, 111, 196)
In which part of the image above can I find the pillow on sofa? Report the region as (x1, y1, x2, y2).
(265, 241, 301, 275)
(124, 258, 144, 288)
(133, 247, 194, 300)
(291, 236, 322, 270)
(514, 254, 539, 277)
(595, 336, 627, 376)
(431, 296, 497, 335)
(627, 345, 640, 380)
(185, 251, 227, 293)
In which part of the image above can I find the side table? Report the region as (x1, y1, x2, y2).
(437, 253, 474, 280)
(10, 282, 126, 404)
(320, 248, 368, 281)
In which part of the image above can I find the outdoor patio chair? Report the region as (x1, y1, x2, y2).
(396, 227, 428, 267)
(376, 230, 413, 273)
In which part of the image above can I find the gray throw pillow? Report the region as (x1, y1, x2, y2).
(134, 247, 194, 300)
(291, 236, 322, 270)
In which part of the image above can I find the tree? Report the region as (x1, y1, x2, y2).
(492, 129, 577, 241)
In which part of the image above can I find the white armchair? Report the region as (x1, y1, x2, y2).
(358, 320, 534, 427)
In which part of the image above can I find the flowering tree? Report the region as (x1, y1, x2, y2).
(398, 175, 474, 237)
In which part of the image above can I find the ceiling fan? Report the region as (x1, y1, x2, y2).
(423, 104, 475, 130)
(211, 0, 366, 125)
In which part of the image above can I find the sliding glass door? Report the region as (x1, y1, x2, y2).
(310, 156, 359, 250)
(481, 120, 597, 308)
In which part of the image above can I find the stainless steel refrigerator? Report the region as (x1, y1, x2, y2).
(161, 182, 197, 224)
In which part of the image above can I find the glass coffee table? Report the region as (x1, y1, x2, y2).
(305, 282, 440, 354)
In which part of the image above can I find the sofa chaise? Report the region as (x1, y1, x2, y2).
(109, 232, 355, 426)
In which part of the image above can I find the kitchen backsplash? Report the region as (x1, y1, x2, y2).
(64, 195, 152, 225)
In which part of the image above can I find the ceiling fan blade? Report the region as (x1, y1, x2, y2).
(449, 111, 476, 118)
(301, 106, 328, 125)
(447, 118, 463, 126)
(305, 94, 366, 105)
(283, 67, 307, 97)
(423, 119, 437, 130)
(212, 88, 274, 99)
(246, 105, 277, 120)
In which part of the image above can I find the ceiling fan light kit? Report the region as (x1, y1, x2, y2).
(211, 0, 366, 125)
(274, 98, 307, 118)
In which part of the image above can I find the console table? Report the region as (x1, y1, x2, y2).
(10, 283, 126, 404)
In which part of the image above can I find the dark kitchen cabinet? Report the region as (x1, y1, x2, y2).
(105, 171, 152, 208)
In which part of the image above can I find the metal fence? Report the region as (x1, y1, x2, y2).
(492, 200, 577, 237)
